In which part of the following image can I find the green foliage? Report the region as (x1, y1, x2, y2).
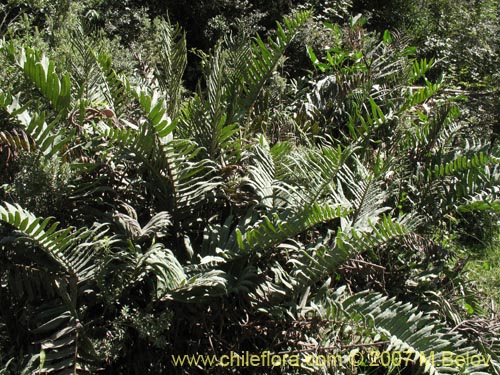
(9, 154, 73, 217)
(341, 291, 492, 375)
(0, 5, 499, 375)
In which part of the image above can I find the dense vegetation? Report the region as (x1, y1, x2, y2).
(0, 0, 499, 374)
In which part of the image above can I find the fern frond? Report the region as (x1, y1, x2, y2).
(284, 145, 353, 205)
(428, 152, 499, 180)
(132, 85, 174, 140)
(113, 208, 171, 241)
(0, 128, 32, 153)
(232, 202, 350, 256)
(244, 138, 303, 209)
(411, 103, 461, 158)
(1, 93, 72, 157)
(237, 11, 311, 115)
(3, 43, 71, 114)
(293, 215, 409, 286)
(337, 214, 409, 252)
(404, 75, 442, 109)
(0, 202, 106, 282)
(155, 18, 187, 118)
(343, 291, 496, 375)
(137, 243, 186, 298)
(216, 10, 311, 124)
(457, 186, 500, 212)
(102, 87, 221, 232)
(336, 159, 390, 230)
(180, 44, 239, 159)
(0, 203, 104, 373)
(33, 303, 98, 375)
(68, 26, 109, 106)
(245, 141, 276, 208)
(427, 162, 500, 214)
(166, 270, 229, 303)
(95, 53, 131, 118)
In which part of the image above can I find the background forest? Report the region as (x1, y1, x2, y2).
(0, 0, 499, 374)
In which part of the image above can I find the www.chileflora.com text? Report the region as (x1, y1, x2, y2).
(171, 350, 491, 368)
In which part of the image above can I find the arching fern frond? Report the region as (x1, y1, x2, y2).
(243, 137, 303, 209)
(342, 291, 498, 375)
(425, 162, 500, 215)
(113, 205, 171, 241)
(284, 144, 353, 205)
(137, 243, 186, 299)
(230, 202, 350, 257)
(336, 159, 390, 230)
(457, 186, 500, 212)
(95, 52, 131, 118)
(67, 26, 109, 107)
(166, 270, 229, 303)
(0, 203, 107, 374)
(0, 202, 107, 282)
(428, 152, 499, 180)
(0, 127, 32, 153)
(292, 215, 410, 287)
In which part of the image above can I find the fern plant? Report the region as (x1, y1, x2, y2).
(1, 9, 499, 375)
